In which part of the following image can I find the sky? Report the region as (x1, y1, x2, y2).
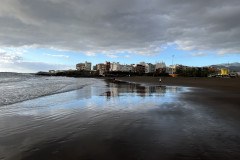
(0, 0, 240, 73)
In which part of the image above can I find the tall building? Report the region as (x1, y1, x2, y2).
(105, 61, 111, 71)
(93, 65, 97, 71)
(110, 62, 120, 71)
(85, 61, 92, 71)
(97, 63, 106, 76)
(76, 61, 92, 71)
(145, 63, 155, 73)
(136, 64, 145, 73)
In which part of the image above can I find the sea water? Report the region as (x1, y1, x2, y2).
(0, 73, 99, 106)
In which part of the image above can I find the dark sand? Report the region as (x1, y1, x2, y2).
(116, 76, 240, 117)
(116, 76, 240, 93)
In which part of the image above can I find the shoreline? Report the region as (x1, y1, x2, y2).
(115, 76, 240, 93)
(34, 72, 240, 93)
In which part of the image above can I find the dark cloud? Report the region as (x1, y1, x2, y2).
(0, 0, 240, 55)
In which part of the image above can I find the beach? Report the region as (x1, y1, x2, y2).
(116, 76, 240, 93)
(1, 75, 240, 160)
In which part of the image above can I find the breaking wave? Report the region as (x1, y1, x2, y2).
(0, 73, 99, 106)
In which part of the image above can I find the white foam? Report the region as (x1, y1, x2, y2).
(0, 74, 99, 106)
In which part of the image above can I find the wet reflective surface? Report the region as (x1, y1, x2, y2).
(1, 79, 240, 160)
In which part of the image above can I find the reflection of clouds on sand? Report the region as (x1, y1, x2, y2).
(95, 82, 193, 112)
(85, 101, 97, 110)
(1, 81, 190, 119)
(104, 82, 181, 100)
(167, 86, 178, 93)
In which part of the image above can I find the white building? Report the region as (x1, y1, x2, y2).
(168, 65, 178, 74)
(139, 62, 156, 73)
(110, 62, 120, 71)
(145, 63, 155, 73)
(155, 62, 166, 70)
(110, 62, 132, 72)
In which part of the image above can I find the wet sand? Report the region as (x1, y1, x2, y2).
(1, 79, 240, 160)
(116, 76, 240, 93)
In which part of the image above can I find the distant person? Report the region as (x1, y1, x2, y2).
(112, 78, 115, 82)
(159, 78, 162, 83)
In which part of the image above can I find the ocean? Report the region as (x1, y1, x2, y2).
(0, 73, 99, 106)
(0, 73, 240, 160)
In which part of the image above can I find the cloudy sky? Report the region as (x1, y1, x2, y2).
(0, 0, 240, 72)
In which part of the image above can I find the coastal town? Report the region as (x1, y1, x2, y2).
(46, 61, 239, 77)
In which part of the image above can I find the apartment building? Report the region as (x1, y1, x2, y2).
(145, 63, 155, 73)
(136, 64, 145, 73)
(97, 63, 106, 71)
(76, 63, 85, 70)
(119, 65, 133, 72)
(110, 62, 120, 71)
(105, 61, 111, 71)
(85, 61, 92, 71)
(76, 61, 91, 71)
(155, 62, 166, 73)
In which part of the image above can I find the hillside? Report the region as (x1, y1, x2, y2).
(209, 62, 240, 72)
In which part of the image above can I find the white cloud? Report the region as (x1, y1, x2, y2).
(189, 52, 210, 57)
(125, 55, 132, 58)
(107, 55, 119, 58)
(44, 53, 69, 58)
(217, 48, 240, 55)
(84, 52, 96, 56)
(0, 51, 22, 63)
